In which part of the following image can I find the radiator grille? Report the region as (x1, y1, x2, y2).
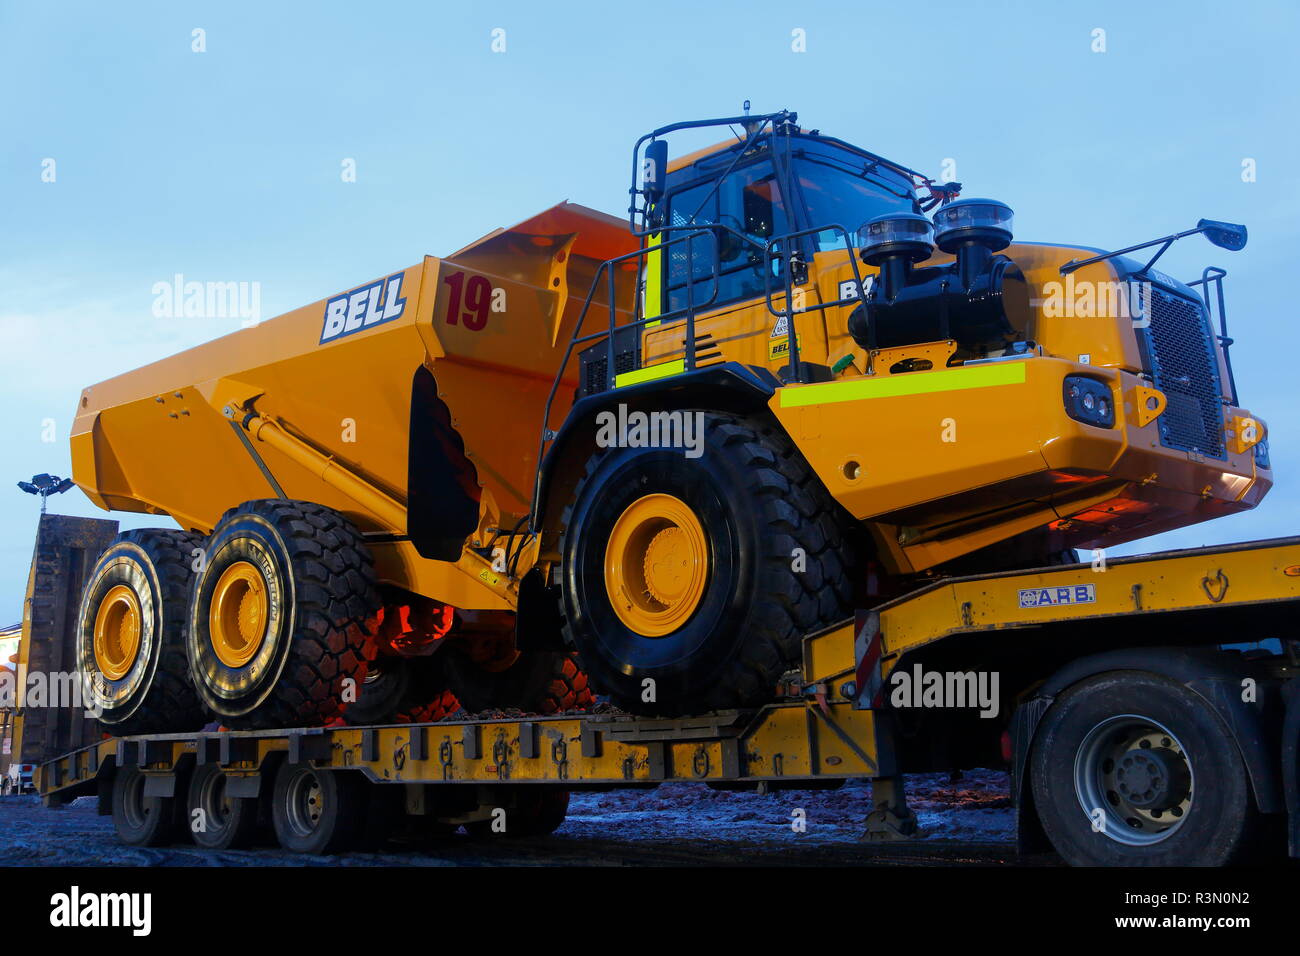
(1140, 284, 1225, 459)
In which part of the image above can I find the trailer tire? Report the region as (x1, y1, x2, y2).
(343, 654, 460, 725)
(559, 411, 854, 715)
(270, 763, 364, 854)
(187, 500, 381, 730)
(77, 530, 209, 735)
(442, 648, 593, 715)
(1030, 671, 1261, 866)
(465, 788, 570, 838)
(112, 766, 180, 847)
(186, 763, 259, 850)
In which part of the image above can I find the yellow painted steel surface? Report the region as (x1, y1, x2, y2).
(603, 493, 710, 636)
(91, 584, 141, 681)
(207, 561, 268, 668)
(636, 229, 1269, 573)
(36, 703, 879, 798)
(70, 203, 637, 611)
(871, 537, 1300, 665)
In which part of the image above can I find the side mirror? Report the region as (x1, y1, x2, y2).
(643, 140, 668, 205)
(1198, 218, 1247, 251)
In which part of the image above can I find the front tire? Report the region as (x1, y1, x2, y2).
(559, 412, 853, 715)
(1030, 671, 1261, 866)
(187, 500, 381, 730)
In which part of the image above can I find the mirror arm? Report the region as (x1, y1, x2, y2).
(1061, 224, 1211, 276)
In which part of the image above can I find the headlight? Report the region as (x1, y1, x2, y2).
(932, 198, 1014, 253)
(859, 213, 935, 265)
(1063, 375, 1115, 428)
(1255, 436, 1271, 469)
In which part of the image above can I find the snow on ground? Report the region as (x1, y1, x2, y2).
(564, 770, 1013, 846)
(0, 770, 1015, 866)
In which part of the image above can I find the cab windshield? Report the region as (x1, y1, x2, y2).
(791, 143, 920, 251)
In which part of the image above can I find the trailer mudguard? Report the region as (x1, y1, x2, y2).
(1013, 646, 1286, 821)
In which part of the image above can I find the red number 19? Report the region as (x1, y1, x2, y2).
(443, 272, 491, 331)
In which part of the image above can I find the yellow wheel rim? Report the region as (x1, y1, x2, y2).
(209, 561, 269, 668)
(604, 493, 709, 637)
(93, 584, 142, 681)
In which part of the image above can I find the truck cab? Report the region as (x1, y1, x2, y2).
(564, 112, 1272, 577)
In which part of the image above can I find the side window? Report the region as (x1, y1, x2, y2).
(664, 162, 790, 314)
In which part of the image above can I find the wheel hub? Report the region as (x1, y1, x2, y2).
(643, 526, 693, 605)
(93, 584, 142, 681)
(1116, 747, 1190, 811)
(209, 561, 268, 668)
(1074, 715, 1194, 846)
(604, 493, 709, 637)
(286, 770, 325, 836)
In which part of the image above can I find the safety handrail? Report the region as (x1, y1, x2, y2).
(530, 226, 727, 531)
(763, 223, 868, 382)
(1186, 266, 1237, 406)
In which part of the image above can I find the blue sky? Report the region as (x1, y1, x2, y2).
(1, 0, 1298, 621)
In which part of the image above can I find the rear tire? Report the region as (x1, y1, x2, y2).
(464, 788, 570, 838)
(559, 412, 854, 715)
(1031, 671, 1261, 866)
(187, 500, 381, 730)
(270, 763, 363, 854)
(442, 648, 593, 715)
(77, 530, 208, 735)
(344, 654, 460, 725)
(186, 763, 259, 850)
(111, 766, 179, 847)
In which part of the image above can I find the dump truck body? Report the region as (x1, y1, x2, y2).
(71, 203, 637, 612)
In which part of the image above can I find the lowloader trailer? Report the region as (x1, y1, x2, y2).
(36, 534, 1300, 866)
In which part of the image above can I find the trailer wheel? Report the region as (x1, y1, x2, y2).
(111, 766, 179, 847)
(187, 500, 381, 730)
(186, 763, 258, 850)
(465, 789, 570, 838)
(270, 763, 363, 854)
(559, 412, 853, 715)
(1030, 671, 1260, 866)
(343, 655, 460, 725)
(442, 648, 593, 715)
(77, 530, 209, 734)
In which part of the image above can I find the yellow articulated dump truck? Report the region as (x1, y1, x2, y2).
(70, 109, 1270, 737)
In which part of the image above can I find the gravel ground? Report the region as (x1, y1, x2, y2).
(0, 769, 1033, 866)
